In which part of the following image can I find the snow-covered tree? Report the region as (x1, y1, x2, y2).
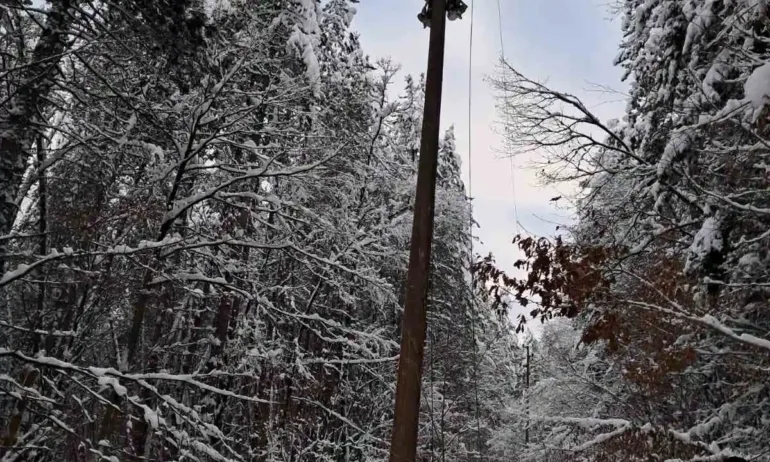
(487, 1, 770, 460)
(0, 2, 515, 460)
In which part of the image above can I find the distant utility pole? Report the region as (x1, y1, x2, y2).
(525, 344, 530, 444)
(388, 1, 467, 461)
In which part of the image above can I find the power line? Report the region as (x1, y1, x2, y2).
(466, 1, 483, 460)
(495, 0, 521, 236)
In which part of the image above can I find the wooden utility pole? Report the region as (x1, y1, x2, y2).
(388, 0, 452, 461)
(525, 344, 530, 444)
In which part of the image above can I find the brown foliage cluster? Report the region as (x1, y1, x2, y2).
(473, 235, 614, 333)
(582, 255, 698, 391)
(592, 428, 700, 462)
(583, 308, 697, 392)
(475, 237, 699, 391)
(536, 428, 701, 462)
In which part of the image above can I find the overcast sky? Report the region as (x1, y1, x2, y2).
(352, 0, 627, 332)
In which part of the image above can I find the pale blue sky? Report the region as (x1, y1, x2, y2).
(353, 0, 626, 330)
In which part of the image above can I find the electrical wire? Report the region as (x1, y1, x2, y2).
(466, 1, 483, 460)
(495, 0, 522, 235)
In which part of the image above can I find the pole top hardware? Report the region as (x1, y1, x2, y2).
(418, 0, 468, 28)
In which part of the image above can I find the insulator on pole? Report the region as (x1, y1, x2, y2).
(418, 0, 467, 28)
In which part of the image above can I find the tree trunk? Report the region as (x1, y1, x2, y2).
(0, 1, 75, 271)
(0, 367, 40, 456)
